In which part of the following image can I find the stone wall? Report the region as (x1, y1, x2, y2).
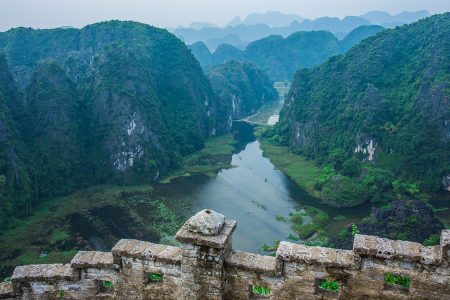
(1, 209, 450, 299)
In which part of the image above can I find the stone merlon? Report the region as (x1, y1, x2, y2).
(277, 242, 360, 269)
(111, 239, 181, 265)
(2, 210, 450, 299)
(11, 264, 78, 283)
(353, 234, 442, 265)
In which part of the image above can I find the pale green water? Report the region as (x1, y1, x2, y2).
(154, 122, 372, 253)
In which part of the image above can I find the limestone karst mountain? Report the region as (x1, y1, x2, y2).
(270, 13, 450, 206)
(190, 25, 385, 81)
(0, 20, 276, 225)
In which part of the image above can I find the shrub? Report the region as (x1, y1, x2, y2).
(341, 158, 362, 177)
(423, 234, 440, 246)
(290, 212, 303, 224)
(312, 211, 329, 225)
(148, 273, 163, 282)
(318, 280, 340, 292)
(322, 175, 369, 207)
(252, 285, 271, 296)
(101, 280, 113, 289)
(384, 273, 411, 288)
(292, 223, 316, 239)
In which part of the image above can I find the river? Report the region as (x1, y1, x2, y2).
(153, 121, 372, 253)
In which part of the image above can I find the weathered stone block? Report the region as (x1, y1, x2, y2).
(11, 264, 78, 284)
(176, 219, 236, 249)
(0, 282, 13, 299)
(354, 234, 442, 265)
(71, 251, 115, 269)
(225, 250, 281, 276)
(112, 239, 181, 265)
(277, 242, 360, 269)
(187, 209, 225, 235)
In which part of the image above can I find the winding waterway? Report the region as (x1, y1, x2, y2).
(154, 121, 372, 253)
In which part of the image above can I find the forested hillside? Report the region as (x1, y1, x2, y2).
(208, 61, 278, 125)
(270, 13, 450, 207)
(190, 25, 385, 81)
(0, 21, 273, 227)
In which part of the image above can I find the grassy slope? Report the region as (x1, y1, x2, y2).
(255, 127, 321, 198)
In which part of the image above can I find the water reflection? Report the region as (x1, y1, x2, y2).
(154, 122, 372, 252)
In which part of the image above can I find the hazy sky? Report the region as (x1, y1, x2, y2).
(1, 0, 449, 31)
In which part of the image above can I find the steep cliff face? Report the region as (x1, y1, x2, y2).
(0, 55, 31, 224)
(24, 61, 83, 198)
(274, 13, 450, 195)
(0, 21, 224, 217)
(207, 61, 278, 130)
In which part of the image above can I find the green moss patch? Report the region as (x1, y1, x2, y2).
(251, 285, 271, 296)
(148, 273, 163, 282)
(318, 280, 340, 292)
(384, 273, 411, 288)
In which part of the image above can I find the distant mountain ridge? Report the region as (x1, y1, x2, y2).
(175, 10, 429, 51)
(189, 25, 386, 81)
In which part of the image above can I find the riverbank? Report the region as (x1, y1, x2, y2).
(160, 134, 236, 183)
(254, 126, 321, 198)
(0, 134, 238, 279)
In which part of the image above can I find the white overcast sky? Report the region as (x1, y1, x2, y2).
(0, 0, 449, 31)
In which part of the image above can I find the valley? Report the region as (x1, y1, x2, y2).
(0, 104, 373, 278)
(0, 11, 449, 298)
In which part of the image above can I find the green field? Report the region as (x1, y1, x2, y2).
(160, 134, 236, 183)
(255, 127, 321, 198)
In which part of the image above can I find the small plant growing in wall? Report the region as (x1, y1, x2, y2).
(57, 290, 65, 299)
(147, 272, 164, 283)
(251, 285, 271, 297)
(97, 279, 114, 294)
(384, 273, 411, 289)
(351, 224, 359, 236)
(318, 280, 340, 293)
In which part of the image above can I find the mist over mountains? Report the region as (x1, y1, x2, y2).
(175, 10, 429, 51)
(189, 25, 385, 81)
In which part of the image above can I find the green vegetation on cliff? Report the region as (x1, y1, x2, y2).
(270, 13, 450, 207)
(191, 25, 385, 81)
(0, 21, 232, 225)
(208, 61, 278, 122)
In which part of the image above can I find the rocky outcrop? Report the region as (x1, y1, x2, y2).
(443, 175, 450, 192)
(331, 200, 444, 249)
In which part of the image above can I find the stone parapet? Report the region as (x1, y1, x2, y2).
(4, 210, 450, 299)
(112, 239, 181, 265)
(71, 251, 115, 269)
(11, 264, 78, 283)
(277, 242, 360, 269)
(226, 250, 281, 276)
(353, 234, 442, 265)
(0, 282, 13, 299)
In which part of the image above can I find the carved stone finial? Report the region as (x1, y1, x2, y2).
(187, 209, 225, 235)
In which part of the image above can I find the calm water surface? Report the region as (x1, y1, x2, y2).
(154, 122, 372, 252)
